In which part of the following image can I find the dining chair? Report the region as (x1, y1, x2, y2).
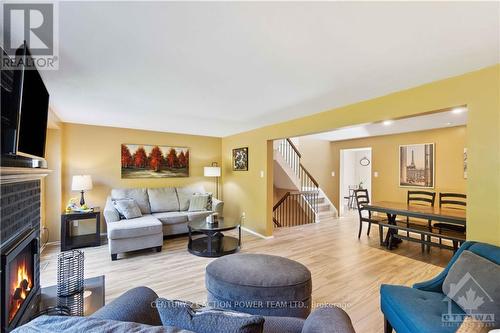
(343, 186, 358, 210)
(407, 191, 436, 207)
(343, 188, 353, 210)
(435, 193, 466, 250)
(349, 185, 358, 209)
(407, 190, 436, 252)
(354, 189, 385, 243)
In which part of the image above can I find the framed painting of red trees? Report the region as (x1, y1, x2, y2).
(121, 144, 189, 178)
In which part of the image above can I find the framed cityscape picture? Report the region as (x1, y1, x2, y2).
(232, 147, 248, 171)
(399, 143, 434, 188)
(121, 144, 189, 178)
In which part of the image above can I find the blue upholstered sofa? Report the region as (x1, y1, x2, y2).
(380, 241, 500, 333)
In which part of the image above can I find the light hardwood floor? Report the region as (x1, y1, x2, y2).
(40, 212, 454, 333)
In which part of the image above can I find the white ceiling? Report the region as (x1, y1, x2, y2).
(305, 109, 468, 142)
(4, 2, 499, 137)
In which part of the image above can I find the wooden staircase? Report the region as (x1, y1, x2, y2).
(273, 139, 337, 228)
(316, 194, 336, 221)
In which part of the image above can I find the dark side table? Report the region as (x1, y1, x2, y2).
(61, 209, 100, 251)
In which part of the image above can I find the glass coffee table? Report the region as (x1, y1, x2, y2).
(187, 216, 241, 257)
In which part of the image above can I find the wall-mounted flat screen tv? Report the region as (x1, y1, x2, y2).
(11, 43, 50, 159)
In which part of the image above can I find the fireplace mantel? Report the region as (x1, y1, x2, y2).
(0, 167, 52, 184)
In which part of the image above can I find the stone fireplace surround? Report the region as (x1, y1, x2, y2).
(0, 167, 50, 332)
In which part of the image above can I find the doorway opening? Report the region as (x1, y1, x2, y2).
(339, 147, 372, 217)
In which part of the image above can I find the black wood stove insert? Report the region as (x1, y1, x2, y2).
(1, 229, 39, 331)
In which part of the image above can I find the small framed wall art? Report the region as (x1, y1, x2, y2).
(232, 147, 248, 171)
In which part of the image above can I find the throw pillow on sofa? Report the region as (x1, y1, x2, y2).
(111, 188, 151, 214)
(155, 298, 264, 333)
(188, 193, 212, 212)
(442, 250, 500, 328)
(113, 199, 142, 220)
(197, 192, 213, 210)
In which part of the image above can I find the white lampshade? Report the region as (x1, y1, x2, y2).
(71, 175, 93, 191)
(204, 167, 221, 177)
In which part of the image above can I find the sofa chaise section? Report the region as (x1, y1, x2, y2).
(106, 211, 163, 261)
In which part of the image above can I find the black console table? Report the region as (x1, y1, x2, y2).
(61, 209, 100, 251)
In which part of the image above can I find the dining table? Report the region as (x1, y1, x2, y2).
(364, 201, 466, 250)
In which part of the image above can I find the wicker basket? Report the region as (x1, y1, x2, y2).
(57, 250, 84, 297)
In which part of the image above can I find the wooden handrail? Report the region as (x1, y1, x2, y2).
(272, 191, 318, 228)
(300, 163, 319, 187)
(289, 190, 318, 195)
(286, 138, 302, 158)
(273, 192, 291, 211)
(273, 139, 322, 228)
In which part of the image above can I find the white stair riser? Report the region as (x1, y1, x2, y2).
(317, 204, 331, 212)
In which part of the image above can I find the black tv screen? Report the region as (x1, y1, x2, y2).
(16, 46, 49, 159)
(1, 47, 21, 155)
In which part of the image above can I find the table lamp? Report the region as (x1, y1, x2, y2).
(71, 175, 93, 206)
(204, 163, 221, 198)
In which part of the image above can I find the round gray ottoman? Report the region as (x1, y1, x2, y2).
(205, 253, 312, 318)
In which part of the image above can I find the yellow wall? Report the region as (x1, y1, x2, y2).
(44, 128, 63, 241)
(43, 123, 221, 239)
(221, 65, 500, 244)
(329, 126, 466, 211)
(295, 137, 336, 203)
(221, 131, 271, 235)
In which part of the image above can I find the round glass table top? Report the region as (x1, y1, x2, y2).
(188, 216, 240, 232)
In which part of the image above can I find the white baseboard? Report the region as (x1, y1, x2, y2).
(241, 226, 274, 240)
(40, 240, 59, 254)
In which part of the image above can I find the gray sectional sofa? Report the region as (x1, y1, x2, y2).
(103, 186, 223, 260)
(15, 287, 356, 333)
